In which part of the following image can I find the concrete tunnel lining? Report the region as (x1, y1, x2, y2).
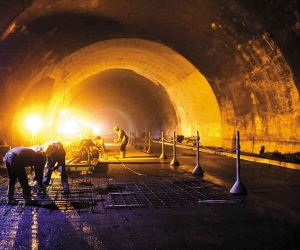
(46, 38, 222, 146)
(1, 0, 299, 154)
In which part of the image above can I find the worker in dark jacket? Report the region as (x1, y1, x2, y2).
(4, 146, 46, 205)
(30, 145, 46, 182)
(42, 141, 70, 194)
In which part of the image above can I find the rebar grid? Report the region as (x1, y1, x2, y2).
(0, 177, 240, 215)
(105, 179, 239, 209)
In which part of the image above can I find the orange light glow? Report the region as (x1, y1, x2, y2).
(25, 115, 42, 133)
(60, 109, 67, 116)
(61, 119, 79, 135)
(92, 125, 101, 134)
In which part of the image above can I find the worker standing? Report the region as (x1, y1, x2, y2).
(113, 126, 128, 158)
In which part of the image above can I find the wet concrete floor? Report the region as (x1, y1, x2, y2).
(0, 143, 299, 249)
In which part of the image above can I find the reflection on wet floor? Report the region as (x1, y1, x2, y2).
(0, 146, 244, 249)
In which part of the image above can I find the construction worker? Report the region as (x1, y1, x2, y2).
(113, 126, 128, 158)
(30, 145, 45, 180)
(4, 146, 46, 205)
(94, 136, 106, 157)
(42, 141, 70, 194)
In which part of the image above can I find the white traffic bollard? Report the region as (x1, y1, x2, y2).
(230, 131, 247, 195)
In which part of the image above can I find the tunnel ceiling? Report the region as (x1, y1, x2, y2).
(0, 0, 300, 153)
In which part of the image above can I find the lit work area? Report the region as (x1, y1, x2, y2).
(0, 1, 299, 249)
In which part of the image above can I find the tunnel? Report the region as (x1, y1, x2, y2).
(0, 0, 299, 155)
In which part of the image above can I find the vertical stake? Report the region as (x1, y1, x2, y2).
(134, 131, 138, 148)
(146, 131, 152, 153)
(159, 131, 167, 159)
(143, 132, 148, 152)
(138, 132, 142, 150)
(230, 131, 247, 195)
(170, 131, 180, 166)
(192, 131, 204, 175)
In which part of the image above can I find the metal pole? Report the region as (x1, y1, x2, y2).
(134, 131, 138, 148)
(143, 132, 148, 152)
(192, 131, 204, 175)
(236, 132, 241, 181)
(170, 131, 180, 166)
(159, 131, 167, 159)
(130, 132, 134, 146)
(138, 132, 143, 150)
(146, 131, 152, 153)
(129, 132, 132, 145)
(230, 131, 247, 195)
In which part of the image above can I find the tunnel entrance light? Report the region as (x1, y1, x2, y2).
(60, 109, 67, 116)
(92, 125, 101, 135)
(57, 109, 104, 142)
(25, 115, 42, 145)
(25, 115, 42, 133)
(61, 119, 79, 135)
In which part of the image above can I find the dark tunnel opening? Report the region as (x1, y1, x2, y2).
(67, 69, 177, 138)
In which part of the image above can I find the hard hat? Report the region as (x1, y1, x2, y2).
(30, 145, 43, 153)
(113, 126, 119, 131)
(43, 143, 54, 157)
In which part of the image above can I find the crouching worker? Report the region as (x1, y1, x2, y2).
(4, 147, 46, 205)
(42, 141, 70, 194)
(94, 136, 106, 157)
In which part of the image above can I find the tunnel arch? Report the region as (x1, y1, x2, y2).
(47, 38, 222, 146)
(1, 1, 298, 154)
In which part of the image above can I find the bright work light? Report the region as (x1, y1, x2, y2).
(25, 115, 42, 133)
(62, 119, 79, 135)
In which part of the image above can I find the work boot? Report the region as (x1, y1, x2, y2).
(7, 186, 18, 205)
(62, 186, 70, 196)
(62, 188, 70, 195)
(35, 185, 46, 194)
(7, 198, 19, 205)
(7, 186, 14, 201)
(22, 186, 32, 199)
(120, 151, 125, 159)
(43, 168, 53, 186)
(61, 180, 70, 195)
(43, 180, 50, 186)
(25, 198, 39, 206)
(22, 185, 36, 205)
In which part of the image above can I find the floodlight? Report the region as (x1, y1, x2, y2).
(25, 115, 42, 133)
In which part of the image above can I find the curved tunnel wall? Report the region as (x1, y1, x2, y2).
(0, 0, 299, 154)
